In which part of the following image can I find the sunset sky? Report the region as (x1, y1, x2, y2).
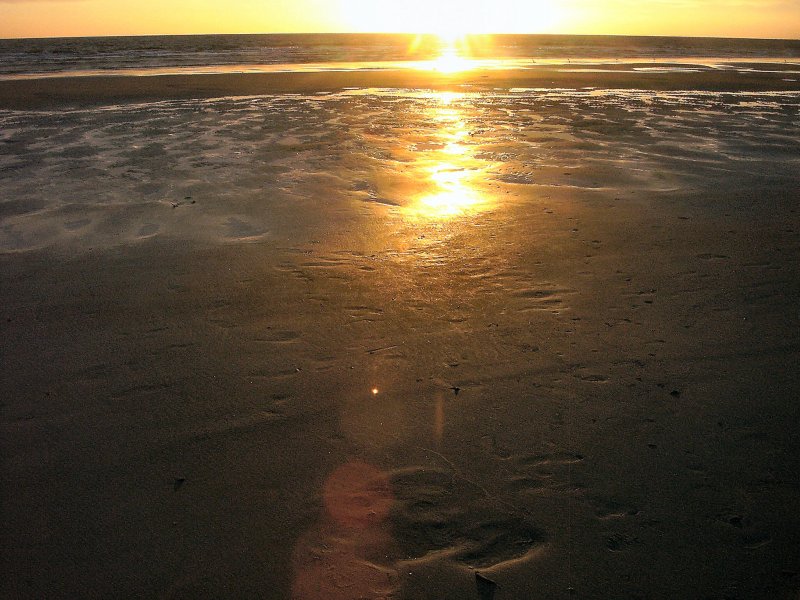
(1, 0, 799, 39)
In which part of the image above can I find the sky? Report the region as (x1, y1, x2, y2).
(1, 0, 799, 39)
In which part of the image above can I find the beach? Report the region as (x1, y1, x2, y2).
(2, 38, 800, 599)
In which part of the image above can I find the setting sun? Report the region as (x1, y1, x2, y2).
(338, 0, 566, 36)
(429, 44, 475, 73)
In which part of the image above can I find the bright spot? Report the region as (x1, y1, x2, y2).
(371, 388, 379, 395)
(407, 91, 492, 220)
(338, 1, 566, 36)
(419, 163, 483, 215)
(430, 46, 473, 73)
(443, 141, 468, 155)
(436, 29, 460, 46)
(438, 91, 458, 106)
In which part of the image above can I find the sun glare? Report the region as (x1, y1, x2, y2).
(430, 46, 473, 73)
(425, 34, 480, 73)
(435, 29, 461, 45)
(337, 0, 568, 38)
(421, 163, 483, 215)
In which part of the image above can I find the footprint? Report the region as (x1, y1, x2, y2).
(454, 516, 545, 568)
(578, 373, 608, 383)
(64, 218, 91, 231)
(388, 466, 545, 568)
(507, 475, 547, 494)
(506, 452, 586, 494)
(511, 287, 575, 313)
(225, 217, 266, 240)
(589, 497, 640, 520)
(138, 222, 159, 237)
(716, 513, 772, 550)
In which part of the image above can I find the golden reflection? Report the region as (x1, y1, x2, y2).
(420, 163, 482, 216)
(437, 91, 458, 106)
(408, 91, 492, 220)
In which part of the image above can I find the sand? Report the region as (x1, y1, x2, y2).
(2, 62, 800, 109)
(1, 67, 799, 599)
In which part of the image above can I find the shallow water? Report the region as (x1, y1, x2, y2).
(1, 88, 798, 252)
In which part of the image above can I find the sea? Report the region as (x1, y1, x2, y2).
(1, 33, 799, 78)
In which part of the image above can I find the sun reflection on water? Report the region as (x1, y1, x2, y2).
(408, 91, 492, 220)
(419, 163, 483, 216)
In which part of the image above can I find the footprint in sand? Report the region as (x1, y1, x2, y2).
(64, 218, 91, 231)
(505, 452, 586, 495)
(388, 466, 545, 569)
(589, 497, 640, 521)
(138, 222, 159, 237)
(224, 217, 266, 240)
(716, 513, 773, 550)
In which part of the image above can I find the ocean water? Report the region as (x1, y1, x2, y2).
(1, 33, 799, 78)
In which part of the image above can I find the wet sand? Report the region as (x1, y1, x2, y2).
(2, 62, 800, 109)
(1, 70, 800, 599)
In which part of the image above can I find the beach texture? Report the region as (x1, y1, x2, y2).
(2, 49, 800, 598)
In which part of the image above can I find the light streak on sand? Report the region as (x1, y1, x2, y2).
(409, 91, 493, 220)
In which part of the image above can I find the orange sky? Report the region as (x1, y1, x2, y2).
(1, 0, 799, 39)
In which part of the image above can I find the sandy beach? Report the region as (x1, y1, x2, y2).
(2, 63, 799, 599)
(2, 63, 800, 109)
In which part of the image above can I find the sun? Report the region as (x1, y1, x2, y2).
(429, 45, 474, 73)
(425, 33, 479, 73)
(434, 28, 462, 45)
(337, 0, 567, 36)
(338, 1, 491, 36)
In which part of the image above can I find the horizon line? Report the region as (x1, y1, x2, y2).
(2, 31, 799, 43)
